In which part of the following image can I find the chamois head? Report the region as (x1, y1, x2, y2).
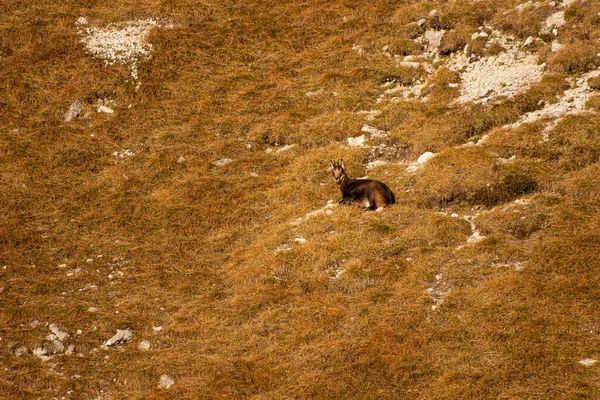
(330, 159, 346, 185)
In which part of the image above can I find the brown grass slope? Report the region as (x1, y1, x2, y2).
(2, 0, 600, 399)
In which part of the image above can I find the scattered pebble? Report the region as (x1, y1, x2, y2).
(49, 324, 69, 341)
(105, 329, 134, 346)
(406, 151, 436, 173)
(305, 88, 325, 97)
(212, 158, 233, 167)
(97, 105, 114, 114)
(361, 124, 387, 138)
(64, 100, 83, 123)
(579, 358, 598, 367)
(551, 41, 562, 52)
(138, 340, 151, 351)
(158, 374, 175, 389)
(276, 144, 296, 153)
(347, 135, 366, 147)
(14, 346, 28, 356)
(33, 347, 50, 362)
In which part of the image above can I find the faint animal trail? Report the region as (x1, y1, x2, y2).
(330, 159, 396, 210)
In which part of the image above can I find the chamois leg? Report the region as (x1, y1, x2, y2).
(366, 192, 377, 211)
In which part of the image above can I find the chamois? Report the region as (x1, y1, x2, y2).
(330, 159, 396, 210)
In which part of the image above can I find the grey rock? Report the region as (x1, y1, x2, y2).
(14, 346, 28, 356)
(49, 324, 69, 341)
(212, 158, 233, 167)
(64, 100, 83, 123)
(105, 329, 134, 346)
(49, 340, 65, 354)
(138, 340, 151, 351)
(159, 374, 175, 389)
(65, 344, 76, 355)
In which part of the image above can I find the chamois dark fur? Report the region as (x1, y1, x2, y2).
(330, 159, 396, 210)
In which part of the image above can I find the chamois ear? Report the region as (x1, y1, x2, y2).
(339, 159, 345, 169)
(330, 160, 335, 169)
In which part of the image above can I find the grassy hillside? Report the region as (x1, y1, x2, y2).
(2, 0, 600, 398)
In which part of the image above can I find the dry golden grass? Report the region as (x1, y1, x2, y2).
(2, 0, 600, 399)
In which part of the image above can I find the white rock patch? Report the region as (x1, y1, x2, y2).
(159, 374, 175, 389)
(78, 18, 162, 87)
(579, 358, 598, 366)
(406, 151, 436, 173)
(509, 69, 600, 129)
(105, 329, 134, 347)
(347, 135, 367, 147)
(452, 32, 545, 104)
(290, 200, 336, 226)
(542, 10, 566, 34)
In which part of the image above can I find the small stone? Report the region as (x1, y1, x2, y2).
(347, 135, 366, 147)
(76, 17, 88, 25)
(177, 156, 186, 164)
(33, 347, 50, 362)
(471, 32, 480, 40)
(448, 83, 459, 88)
(523, 36, 534, 47)
(158, 374, 175, 389)
(138, 340, 151, 351)
(49, 340, 65, 354)
(305, 88, 325, 97)
(105, 329, 133, 346)
(88, 307, 98, 313)
(417, 18, 426, 27)
(417, 151, 436, 164)
(97, 105, 114, 114)
(49, 324, 69, 341)
(276, 144, 296, 153)
(64, 100, 83, 123)
(212, 158, 232, 167)
(153, 326, 163, 334)
(579, 358, 597, 366)
(399, 61, 421, 69)
(551, 41, 562, 52)
(294, 237, 307, 245)
(249, 172, 259, 178)
(14, 346, 28, 356)
(76, 330, 83, 335)
(265, 148, 273, 154)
